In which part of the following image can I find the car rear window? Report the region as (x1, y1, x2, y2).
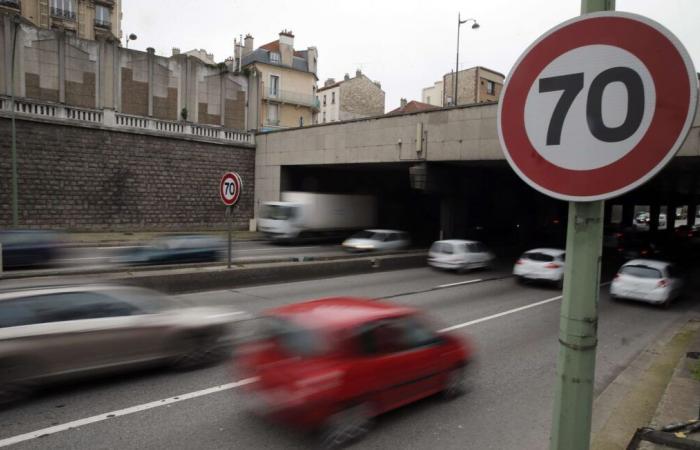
(620, 265, 663, 279)
(430, 242, 454, 254)
(523, 252, 555, 262)
(352, 231, 375, 239)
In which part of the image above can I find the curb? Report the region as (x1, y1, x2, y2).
(590, 318, 700, 450)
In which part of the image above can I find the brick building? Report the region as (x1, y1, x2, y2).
(442, 66, 504, 106)
(317, 69, 385, 123)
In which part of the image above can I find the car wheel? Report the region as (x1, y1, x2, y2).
(442, 366, 466, 400)
(320, 402, 373, 449)
(556, 278, 564, 290)
(0, 359, 34, 407)
(170, 332, 223, 370)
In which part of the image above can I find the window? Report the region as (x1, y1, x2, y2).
(267, 104, 279, 125)
(323, 95, 327, 106)
(426, 95, 431, 104)
(620, 265, 662, 279)
(331, 92, 335, 104)
(430, 242, 454, 254)
(322, 111, 326, 123)
(95, 5, 111, 27)
(486, 80, 496, 95)
(270, 52, 281, 64)
(354, 316, 441, 356)
(269, 75, 279, 98)
(299, 116, 304, 127)
(50, 0, 76, 20)
(523, 252, 555, 262)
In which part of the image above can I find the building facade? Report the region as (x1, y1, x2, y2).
(0, 0, 121, 42)
(238, 31, 319, 131)
(421, 80, 443, 107)
(442, 66, 504, 106)
(317, 69, 385, 123)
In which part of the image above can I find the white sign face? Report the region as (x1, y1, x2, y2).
(498, 12, 697, 202)
(524, 45, 656, 171)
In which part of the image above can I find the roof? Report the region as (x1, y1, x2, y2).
(622, 259, 672, 270)
(317, 81, 342, 92)
(523, 248, 565, 256)
(387, 100, 440, 115)
(268, 297, 416, 330)
(242, 40, 312, 73)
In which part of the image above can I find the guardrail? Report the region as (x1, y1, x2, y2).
(0, 97, 254, 146)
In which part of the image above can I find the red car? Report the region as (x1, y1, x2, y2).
(234, 297, 472, 448)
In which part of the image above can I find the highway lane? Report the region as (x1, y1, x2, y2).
(1, 266, 697, 449)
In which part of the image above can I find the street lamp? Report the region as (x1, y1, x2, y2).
(454, 14, 479, 106)
(126, 33, 137, 48)
(10, 14, 21, 227)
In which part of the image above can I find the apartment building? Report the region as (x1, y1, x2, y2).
(238, 30, 318, 131)
(442, 66, 504, 106)
(421, 80, 443, 107)
(0, 0, 122, 41)
(316, 69, 384, 123)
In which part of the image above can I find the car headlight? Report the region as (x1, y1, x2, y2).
(355, 243, 375, 249)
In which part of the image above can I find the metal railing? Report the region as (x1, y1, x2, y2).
(94, 17, 111, 28)
(50, 7, 76, 20)
(0, 96, 254, 146)
(0, 0, 21, 9)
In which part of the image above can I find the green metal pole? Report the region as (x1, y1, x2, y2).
(549, 3, 613, 450)
(10, 15, 19, 227)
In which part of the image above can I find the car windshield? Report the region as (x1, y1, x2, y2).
(430, 242, 454, 254)
(112, 288, 178, 313)
(620, 265, 663, 279)
(523, 252, 555, 262)
(260, 205, 296, 220)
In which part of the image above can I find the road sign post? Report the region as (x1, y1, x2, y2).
(220, 172, 243, 269)
(497, 2, 696, 449)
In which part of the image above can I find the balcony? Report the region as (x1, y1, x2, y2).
(0, 0, 21, 10)
(263, 89, 320, 110)
(51, 7, 76, 21)
(94, 17, 111, 28)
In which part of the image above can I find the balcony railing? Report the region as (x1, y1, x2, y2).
(94, 18, 111, 28)
(0, 0, 21, 9)
(0, 96, 254, 146)
(263, 89, 319, 110)
(51, 7, 76, 21)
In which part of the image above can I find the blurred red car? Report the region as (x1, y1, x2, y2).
(234, 297, 472, 448)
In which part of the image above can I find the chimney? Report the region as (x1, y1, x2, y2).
(172, 47, 180, 56)
(344, 73, 350, 81)
(243, 34, 254, 56)
(373, 80, 381, 89)
(400, 98, 408, 108)
(324, 78, 336, 87)
(356, 68, 362, 78)
(279, 29, 294, 66)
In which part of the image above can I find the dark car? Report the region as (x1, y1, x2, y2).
(0, 230, 65, 270)
(235, 297, 472, 448)
(116, 235, 224, 266)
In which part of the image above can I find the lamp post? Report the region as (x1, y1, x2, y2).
(454, 14, 479, 106)
(125, 33, 137, 48)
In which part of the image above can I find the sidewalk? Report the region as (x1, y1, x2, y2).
(591, 318, 700, 450)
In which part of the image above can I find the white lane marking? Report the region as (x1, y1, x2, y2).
(439, 295, 562, 332)
(0, 378, 256, 448)
(436, 279, 483, 289)
(234, 246, 327, 253)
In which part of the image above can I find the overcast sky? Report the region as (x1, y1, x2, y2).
(122, 0, 699, 111)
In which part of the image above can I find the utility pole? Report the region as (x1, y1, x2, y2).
(10, 14, 20, 227)
(549, 2, 614, 450)
(454, 12, 462, 106)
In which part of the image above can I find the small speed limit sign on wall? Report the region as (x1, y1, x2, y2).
(498, 12, 697, 202)
(220, 172, 242, 207)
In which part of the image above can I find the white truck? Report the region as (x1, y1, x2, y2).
(258, 192, 377, 242)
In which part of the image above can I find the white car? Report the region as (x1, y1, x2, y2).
(342, 229, 410, 252)
(610, 259, 683, 307)
(428, 240, 494, 272)
(513, 248, 566, 287)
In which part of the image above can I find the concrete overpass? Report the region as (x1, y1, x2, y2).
(254, 102, 700, 244)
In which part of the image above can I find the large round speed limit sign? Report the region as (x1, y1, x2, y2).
(220, 172, 242, 207)
(498, 12, 697, 202)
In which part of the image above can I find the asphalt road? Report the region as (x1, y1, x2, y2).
(1, 265, 697, 449)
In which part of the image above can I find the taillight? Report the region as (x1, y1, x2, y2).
(544, 263, 561, 269)
(657, 279, 668, 288)
(515, 259, 524, 265)
(641, 249, 649, 255)
(614, 273, 620, 280)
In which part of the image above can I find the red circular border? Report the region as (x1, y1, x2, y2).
(500, 15, 692, 198)
(220, 172, 241, 206)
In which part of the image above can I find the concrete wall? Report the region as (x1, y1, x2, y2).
(0, 19, 248, 130)
(254, 102, 700, 221)
(0, 117, 255, 230)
